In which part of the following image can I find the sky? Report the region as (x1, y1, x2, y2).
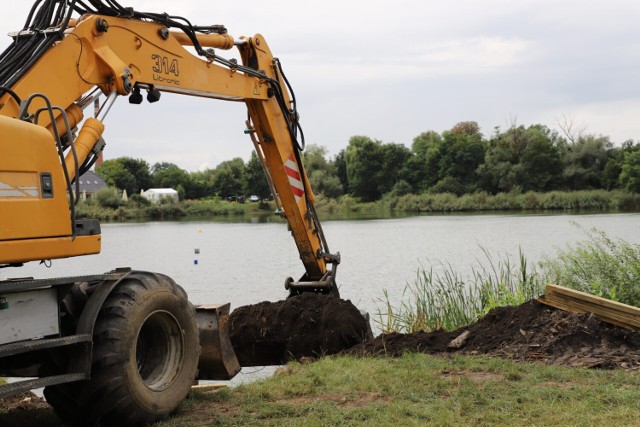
(1, 1, 640, 171)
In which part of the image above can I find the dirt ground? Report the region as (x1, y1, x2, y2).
(0, 392, 56, 426)
(345, 300, 640, 369)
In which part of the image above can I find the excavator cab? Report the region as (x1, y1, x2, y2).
(0, 114, 101, 265)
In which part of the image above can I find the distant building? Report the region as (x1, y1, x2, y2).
(76, 170, 107, 200)
(142, 188, 179, 203)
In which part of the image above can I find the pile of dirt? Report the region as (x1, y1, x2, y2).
(0, 392, 55, 427)
(229, 293, 373, 366)
(345, 300, 640, 369)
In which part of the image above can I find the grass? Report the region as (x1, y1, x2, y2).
(6, 354, 640, 426)
(155, 354, 640, 426)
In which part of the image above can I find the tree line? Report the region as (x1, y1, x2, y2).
(96, 121, 640, 202)
(95, 152, 271, 201)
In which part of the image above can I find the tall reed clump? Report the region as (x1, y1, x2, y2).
(376, 249, 545, 333)
(378, 227, 640, 335)
(541, 225, 640, 306)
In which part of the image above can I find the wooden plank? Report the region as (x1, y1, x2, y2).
(543, 292, 640, 324)
(542, 292, 640, 326)
(538, 296, 635, 330)
(191, 383, 227, 392)
(541, 293, 640, 330)
(539, 284, 640, 331)
(545, 284, 640, 317)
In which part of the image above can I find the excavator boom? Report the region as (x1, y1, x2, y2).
(0, 6, 339, 291)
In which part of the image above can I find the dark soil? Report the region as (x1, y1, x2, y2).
(229, 293, 373, 366)
(345, 300, 640, 369)
(0, 392, 58, 427)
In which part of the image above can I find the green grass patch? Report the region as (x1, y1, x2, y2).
(159, 354, 640, 426)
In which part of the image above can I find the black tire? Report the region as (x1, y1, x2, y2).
(45, 271, 199, 426)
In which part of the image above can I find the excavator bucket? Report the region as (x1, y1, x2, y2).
(195, 303, 241, 380)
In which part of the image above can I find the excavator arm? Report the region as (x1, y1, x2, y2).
(0, 5, 339, 294)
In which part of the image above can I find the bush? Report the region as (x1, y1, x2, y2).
(541, 225, 640, 306)
(94, 187, 121, 209)
(128, 193, 150, 207)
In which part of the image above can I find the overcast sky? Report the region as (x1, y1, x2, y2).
(2, 1, 640, 171)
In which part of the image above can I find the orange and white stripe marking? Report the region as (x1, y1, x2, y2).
(284, 154, 304, 202)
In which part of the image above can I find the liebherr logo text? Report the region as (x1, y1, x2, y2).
(152, 54, 180, 85)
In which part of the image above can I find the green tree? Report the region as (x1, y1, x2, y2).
(478, 124, 563, 193)
(411, 130, 443, 190)
(602, 140, 639, 190)
(96, 157, 153, 196)
(301, 144, 346, 198)
(620, 150, 640, 193)
(561, 135, 611, 190)
(309, 169, 343, 198)
(151, 162, 190, 192)
(212, 157, 246, 197)
(412, 122, 485, 194)
(344, 136, 385, 201)
(439, 121, 485, 193)
(303, 144, 330, 174)
(332, 149, 348, 195)
(96, 160, 136, 195)
(378, 143, 414, 195)
(186, 169, 215, 199)
(244, 152, 271, 198)
(118, 157, 153, 192)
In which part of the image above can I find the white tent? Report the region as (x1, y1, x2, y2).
(142, 188, 178, 203)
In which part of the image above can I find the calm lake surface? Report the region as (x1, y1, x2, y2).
(5, 212, 640, 321)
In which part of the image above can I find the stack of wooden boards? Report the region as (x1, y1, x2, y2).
(539, 284, 640, 331)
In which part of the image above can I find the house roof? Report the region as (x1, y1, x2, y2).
(77, 170, 107, 193)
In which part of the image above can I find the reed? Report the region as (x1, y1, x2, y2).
(392, 190, 640, 213)
(376, 248, 545, 333)
(378, 227, 640, 334)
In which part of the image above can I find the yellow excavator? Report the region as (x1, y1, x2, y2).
(0, 1, 340, 425)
